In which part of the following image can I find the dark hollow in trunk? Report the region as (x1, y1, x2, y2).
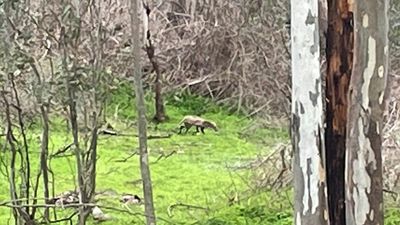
(325, 1, 353, 224)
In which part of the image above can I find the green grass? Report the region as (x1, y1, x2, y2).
(0, 89, 291, 225)
(2, 86, 398, 224)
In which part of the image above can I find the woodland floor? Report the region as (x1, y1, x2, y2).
(0, 89, 293, 225)
(0, 89, 399, 224)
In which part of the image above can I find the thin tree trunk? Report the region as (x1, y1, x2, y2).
(84, 0, 104, 206)
(59, 3, 87, 222)
(291, 0, 329, 224)
(1, 2, 20, 223)
(39, 104, 50, 221)
(325, 1, 353, 224)
(130, 0, 157, 224)
(154, 71, 167, 122)
(2, 2, 33, 223)
(29, 58, 51, 222)
(344, 1, 389, 224)
(2, 92, 23, 224)
(67, 84, 86, 225)
(62, 43, 86, 225)
(142, 3, 167, 123)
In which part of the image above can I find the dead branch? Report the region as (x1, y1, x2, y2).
(0, 201, 173, 223)
(50, 143, 74, 158)
(167, 202, 209, 217)
(114, 151, 139, 163)
(39, 211, 78, 225)
(99, 129, 173, 139)
(153, 150, 177, 163)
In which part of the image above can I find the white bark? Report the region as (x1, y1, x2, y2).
(291, 0, 329, 224)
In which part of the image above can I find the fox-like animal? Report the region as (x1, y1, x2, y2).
(178, 115, 218, 134)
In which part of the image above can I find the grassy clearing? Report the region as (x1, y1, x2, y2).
(0, 87, 292, 224)
(1, 87, 399, 224)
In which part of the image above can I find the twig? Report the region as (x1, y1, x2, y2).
(167, 202, 209, 217)
(38, 210, 78, 225)
(50, 143, 73, 158)
(114, 152, 138, 163)
(146, 134, 173, 139)
(99, 131, 173, 139)
(0, 202, 173, 223)
(153, 150, 177, 163)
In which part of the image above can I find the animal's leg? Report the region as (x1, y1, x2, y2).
(178, 125, 184, 134)
(201, 127, 205, 134)
(185, 124, 192, 134)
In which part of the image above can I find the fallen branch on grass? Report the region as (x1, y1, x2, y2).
(146, 134, 173, 139)
(99, 129, 173, 140)
(153, 150, 177, 163)
(116, 149, 178, 163)
(0, 200, 173, 223)
(51, 143, 73, 157)
(114, 151, 138, 163)
(39, 210, 78, 224)
(167, 202, 209, 217)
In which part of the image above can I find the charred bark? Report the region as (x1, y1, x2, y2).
(142, 3, 168, 123)
(325, 1, 353, 224)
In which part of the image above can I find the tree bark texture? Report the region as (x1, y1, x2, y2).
(291, 0, 329, 224)
(325, 1, 353, 224)
(130, 0, 157, 224)
(345, 0, 389, 224)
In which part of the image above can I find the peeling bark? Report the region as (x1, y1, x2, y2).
(291, 0, 329, 224)
(345, 1, 388, 225)
(325, 0, 353, 224)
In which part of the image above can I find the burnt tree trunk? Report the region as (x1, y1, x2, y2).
(153, 65, 167, 122)
(325, 1, 353, 224)
(143, 3, 168, 123)
(344, 0, 389, 224)
(291, 0, 329, 224)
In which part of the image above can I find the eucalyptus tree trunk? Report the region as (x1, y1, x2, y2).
(344, 1, 389, 225)
(290, 0, 329, 224)
(129, 0, 157, 224)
